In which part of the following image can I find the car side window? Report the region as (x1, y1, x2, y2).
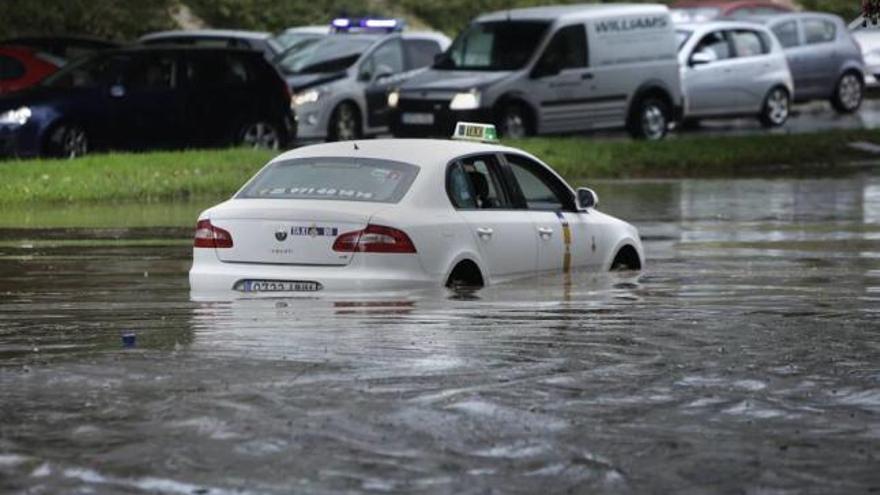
(185, 55, 251, 87)
(126, 55, 176, 89)
(504, 154, 571, 211)
(730, 30, 767, 58)
(772, 21, 800, 48)
(693, 31, 732, 61)
(535, 24, 588, 73)
(0, 55, 25, 80)
(361, 39, 404, 81)
(447, 154, 511, 209)
(404, 39, 442, 69)
(803, 19, 836, 44)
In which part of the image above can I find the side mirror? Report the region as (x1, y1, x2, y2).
(577, 187, 599, 210)
(689, 50, 717, 66)
(109, 84, 126, 98)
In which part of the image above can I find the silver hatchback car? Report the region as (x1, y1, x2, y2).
(677, 21, 794, 127)
(756, 13, 866, 113)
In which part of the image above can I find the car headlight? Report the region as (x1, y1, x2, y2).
(449, 91, 481, 111)
(292, 88, 323, 107)
(0, 106, 32, 125)
(387, 90, 400, 108)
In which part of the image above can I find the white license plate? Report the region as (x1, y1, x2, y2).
(402, 112, 434, 125)
(239, 280, 322, 292)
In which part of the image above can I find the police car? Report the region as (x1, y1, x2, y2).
(189, 123, 643, 293)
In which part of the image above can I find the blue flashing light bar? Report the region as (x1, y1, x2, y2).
(330, 17, 404, 33)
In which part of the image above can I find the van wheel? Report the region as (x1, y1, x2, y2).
(238, 120, 282, 150)
(831, 72, 863, 114)
(627, 97, 669, 140)
(328, 102, 362, 141)
(46, 123, 89, 158)
(759, 87, 790, 127)
(497, 102, 532, 139)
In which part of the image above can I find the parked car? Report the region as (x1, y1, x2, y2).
(282, 18, 450, 141)
(0, 46, 294, 158)
(671, 0, 793, 23)
(189, 122, 643, 293)
(390, 4, 683, 140)
(848, 16, 880, 87)
(754, 13, 865, 113)
(676, 21, 793, 127)
(1, 35, 119, 62)
(0, 46, 63, 94)
(138, 30, 283, 62)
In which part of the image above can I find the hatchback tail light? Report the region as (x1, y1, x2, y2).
(193, 219, 233, 248)
(332, 224, 416, 253)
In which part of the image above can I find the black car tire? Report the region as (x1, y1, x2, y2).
(237, 120, 283, 150)
(496, 102, 532, 139)
(45, 123, 89, 159)
(758, 87, 790, 128)
(328, 102, 362, 141)
(627, 96, 669, 140)
(830, 72, 863, 114)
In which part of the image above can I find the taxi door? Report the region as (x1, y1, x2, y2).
(501, 153, 595, 273)
(448, 155, 538, 282)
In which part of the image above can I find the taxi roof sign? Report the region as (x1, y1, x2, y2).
(452, 122, 498, 143)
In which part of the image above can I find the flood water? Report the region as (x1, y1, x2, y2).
(1, 177, 879, 494)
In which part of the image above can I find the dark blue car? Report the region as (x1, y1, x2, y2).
(0, 46, 295, 158)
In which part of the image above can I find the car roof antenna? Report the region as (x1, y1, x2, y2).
(353, 142, 359, 150)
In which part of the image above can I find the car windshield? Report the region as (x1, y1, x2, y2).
(435, 20, 550, 71)
(275, 36, 375, 75)
(671, 8, 721, 23)
(237, 157, 420, 203)
(40, 53, 126, 88)
(676, 29, 693, 50)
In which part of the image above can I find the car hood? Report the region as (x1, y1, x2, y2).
(399, 69, 514, 93)
(285, 72, 347, 92)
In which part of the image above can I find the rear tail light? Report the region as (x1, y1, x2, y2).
(332, 224, 416, 253)
(193, 219, 233, 248)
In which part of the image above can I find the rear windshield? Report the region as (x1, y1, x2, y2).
(237, 157, 419, 203)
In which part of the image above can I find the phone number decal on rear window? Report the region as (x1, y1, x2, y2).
(258, 187, 375, 200)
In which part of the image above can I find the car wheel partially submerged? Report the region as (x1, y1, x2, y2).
(759, 87, 790, 128)
(46, 123, 88, 159)
(831, 72, 863, 114)
(238, 121, 282, 150)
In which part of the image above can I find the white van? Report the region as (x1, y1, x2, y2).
(389, 4, 683, 140)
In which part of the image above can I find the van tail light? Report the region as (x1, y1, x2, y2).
(193, 219, 233, 248)
(332, 224, 416, 253)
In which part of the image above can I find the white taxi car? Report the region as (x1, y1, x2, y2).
(189, 124, 643, 293)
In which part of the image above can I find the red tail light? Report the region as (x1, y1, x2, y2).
(332, 224, 416, 253)
(193, 219, 233, 248)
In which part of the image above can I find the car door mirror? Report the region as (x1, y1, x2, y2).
(109, 84, 126, 98)
(577, 187, 599, 210)
(689, 50, 717, 66)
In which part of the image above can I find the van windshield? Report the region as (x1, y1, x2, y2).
(435, 21, 550, 71)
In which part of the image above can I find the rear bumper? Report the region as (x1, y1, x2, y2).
(189, 248, 440, 294)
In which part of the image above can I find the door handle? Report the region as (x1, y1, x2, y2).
(476, 227, 494, 239)
(537, 227, 554, 238)
(581, 73, 594, 80)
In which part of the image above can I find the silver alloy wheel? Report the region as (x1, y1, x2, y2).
(640, 102, 667, 140)
(838, 73, 863, 111)
(765, 88, 789, 126)
(502, 108, 526, 139)
(61, 126, 88, 158)
(240, 122, 280, 150)
(334, 104, 359, 141)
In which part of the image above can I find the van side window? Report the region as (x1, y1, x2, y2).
(772, 21, 800, 48)
(730, 30, 767, 57)
(504, 154, 573, 211)
(535, 24, 587, 73)
(693, 31, 732, 61)
(804, 19, 836, 44)
(448, 155, 511, 209)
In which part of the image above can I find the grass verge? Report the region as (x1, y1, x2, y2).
(1, 130, 878, 205)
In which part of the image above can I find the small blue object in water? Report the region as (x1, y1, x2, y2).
(121, 332, 136, 348)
